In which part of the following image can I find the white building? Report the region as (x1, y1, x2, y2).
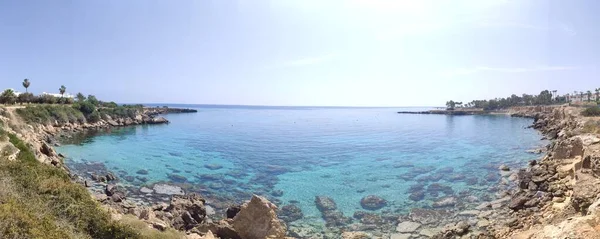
(567, 92, 599, 103)
(42, 92, 75, 99)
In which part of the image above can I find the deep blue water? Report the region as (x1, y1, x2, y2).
(57, 105, 543, 234)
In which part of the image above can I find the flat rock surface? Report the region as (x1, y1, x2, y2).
(396, 221, 421, 233)
(152, 184, 184, 195)
(390, 233, 411, 239)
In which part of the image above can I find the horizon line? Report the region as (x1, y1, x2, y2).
(125, 103, 443, 108)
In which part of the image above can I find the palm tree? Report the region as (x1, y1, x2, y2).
(595, 88, 600, 102)
(22, 79, 30, 93)
(580, 91, 585, 102)
(587, 90, 593, 102)
(59, 85, 66, 97)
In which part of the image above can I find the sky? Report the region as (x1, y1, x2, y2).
(0, 0, 599, 107)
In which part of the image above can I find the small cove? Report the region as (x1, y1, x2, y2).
(56, 105, 545, 237)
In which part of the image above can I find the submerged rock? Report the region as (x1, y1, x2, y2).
(167, 174, 188, 183)
(279, 204, 304, 222)
(409, 208, 452, 225)
(204, 164, 223, 170)
(315, 196, 337, 211)
(353, 211, 383, 225)
(409, 191, 426, 201)
(315, 196, 352, 227)
(232, 195, 286, 239)
(136, 169, 149, 175)
(432, 197, 457, 208)
(360, 195, 388, 210)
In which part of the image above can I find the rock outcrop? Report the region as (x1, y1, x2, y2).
(232, 195, 286, 239)
(493, 106, 600, 238)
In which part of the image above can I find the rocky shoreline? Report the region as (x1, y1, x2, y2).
(0, 106, 290, 239)
(3, 104, 597, 238)
(483, 105, 600, 238)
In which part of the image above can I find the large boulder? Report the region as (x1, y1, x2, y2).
(150, 117, 169, 124)
(232, 195, 286, 239)
(552, 138, 584, 159)
(360, 195, 388, 210)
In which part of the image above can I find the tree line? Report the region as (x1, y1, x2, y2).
(446, 90, 582, 111)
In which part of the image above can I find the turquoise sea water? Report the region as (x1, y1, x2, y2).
(57, 105, 543, 235)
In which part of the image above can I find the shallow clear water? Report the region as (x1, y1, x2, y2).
(57, 106, 543, 234)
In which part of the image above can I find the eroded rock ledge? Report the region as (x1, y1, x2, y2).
(489, 106, 600, 238)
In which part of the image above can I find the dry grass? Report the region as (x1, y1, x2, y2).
(0, 129, 141, 238)
(118, 215, 185, 239)
(582, 120, 600, 134)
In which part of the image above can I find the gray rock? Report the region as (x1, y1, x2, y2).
(360, 195, 388, 210)
(396, 221, 421, 233)
(153, 184, 185, 195)
(140, 187, 154, 194)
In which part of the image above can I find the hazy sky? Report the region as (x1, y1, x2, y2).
(1, 0, 599, 106)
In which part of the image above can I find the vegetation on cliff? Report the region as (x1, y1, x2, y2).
(582, 106, 600, 117)
(0, 128, 140, 238)
(16, 101, 143, 126)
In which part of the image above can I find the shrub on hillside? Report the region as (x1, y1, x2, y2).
(0, 89, 17, 104)
(99, 105, 142, 119)
(582, 107, 600, 117)
(73, 101, 96, 115)
(16, 105, 85, 125)
(0, 131, 141, 238)
(16, 93, 34, 104)
(36, 95, 59, 104)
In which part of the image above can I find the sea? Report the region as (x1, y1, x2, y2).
(56, 105, 545, 237)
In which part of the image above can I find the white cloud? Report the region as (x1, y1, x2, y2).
(442, 65, 579, 76)
(558, 23, 577, 36)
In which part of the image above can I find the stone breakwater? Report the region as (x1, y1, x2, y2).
(484, 106, 600, 238)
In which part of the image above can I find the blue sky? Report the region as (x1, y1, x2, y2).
(0, 0, 598, 106)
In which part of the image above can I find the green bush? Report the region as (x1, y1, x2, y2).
(88, 111, 101, 123)
(0, 132, 141, 238)
(582, 107, 600, 117)
(36, 95, 59, 104)
(74, 101, 96, 115)
(16, 105, 85, 125)
(16, 93, 35, 104)
(98, 105, 142, 119)
(0, 89, 17, 104)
